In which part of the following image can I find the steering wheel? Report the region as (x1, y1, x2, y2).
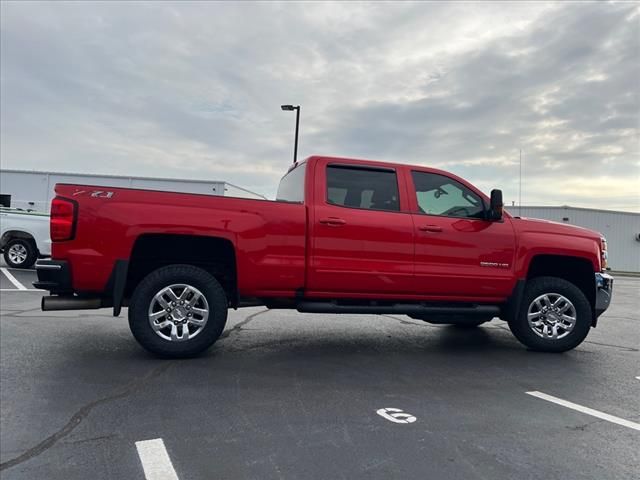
(442, 206, 470, 217)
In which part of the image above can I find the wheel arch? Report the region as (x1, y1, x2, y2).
(124, 234, 238, 309)
(526, 254, 596, 324)
(1, 230, 37, 251)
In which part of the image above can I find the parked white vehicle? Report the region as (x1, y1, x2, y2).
(0, 208, 51, 268)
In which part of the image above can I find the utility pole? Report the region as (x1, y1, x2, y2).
(281, 105, 301, 164)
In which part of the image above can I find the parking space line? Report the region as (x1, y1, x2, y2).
(0, 268, 27, 290)
(0, 289, 40, 292)
(135, 438, 179, 480)
(526, 391, 640, 431)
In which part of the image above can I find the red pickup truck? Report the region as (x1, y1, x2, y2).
(35, 156, 613, 357)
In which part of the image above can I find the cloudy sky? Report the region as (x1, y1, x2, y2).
(1, 1, 638, 210)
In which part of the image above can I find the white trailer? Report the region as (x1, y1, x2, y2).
(0, 169, 266, 213)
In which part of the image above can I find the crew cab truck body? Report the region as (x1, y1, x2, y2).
(35, 156, 613, 357)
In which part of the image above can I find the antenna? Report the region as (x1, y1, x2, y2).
(519, 148, 522, 215)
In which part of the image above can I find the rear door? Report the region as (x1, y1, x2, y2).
(408, 169, 516, 299)
(306, 160, 414, 296)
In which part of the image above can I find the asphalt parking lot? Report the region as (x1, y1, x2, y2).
(1, 262, 639, 480)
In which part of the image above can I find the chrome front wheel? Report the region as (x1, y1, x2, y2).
(508, 276, 592, 353)
(527, 293, 576, 340)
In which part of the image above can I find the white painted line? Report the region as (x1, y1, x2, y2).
(376, 408, 417, 424)
(0, 268, 27, 290)
(526, 391, 640, 431)
(135, 438, 179, 480)
(0, 288, 40, 292)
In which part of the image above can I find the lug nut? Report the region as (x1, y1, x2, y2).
(172, 302, 176, 306)
(187, 313, 192, 317)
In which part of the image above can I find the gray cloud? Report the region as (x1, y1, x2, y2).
(1, 1, 638, 210)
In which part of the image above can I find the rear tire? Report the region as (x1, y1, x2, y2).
(508, 276, 591, 352)
(128, 265, 228, 358)
(3, 238, 37, 269)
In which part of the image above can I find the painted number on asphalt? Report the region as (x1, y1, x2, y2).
(376, 408, 417, 424)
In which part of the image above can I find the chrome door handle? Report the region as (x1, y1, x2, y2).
(419, 225, 443, 232)
(319, 217, 346, 226)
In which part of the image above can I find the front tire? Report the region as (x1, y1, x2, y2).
(3, 239, 37, 269)
(508, 276, 591, 352)
(128, 265, 228, 358)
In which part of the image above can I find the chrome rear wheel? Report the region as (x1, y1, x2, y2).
(3, 239, 37, 269)
(148, 284, 210, 342)
(7, 243, 28, 265)
(129, 265, 228, 358)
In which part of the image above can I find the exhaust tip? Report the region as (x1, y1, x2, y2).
(41, 295, 104, 311)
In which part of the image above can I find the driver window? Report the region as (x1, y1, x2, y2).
(411, 171, 485, 219)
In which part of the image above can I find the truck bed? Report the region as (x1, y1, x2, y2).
(52, 184, 307, 296)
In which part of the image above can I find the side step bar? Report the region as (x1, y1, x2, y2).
(42, 296, 111, 311)
(296, 302, 500, 316)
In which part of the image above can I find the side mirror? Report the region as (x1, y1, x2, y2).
(489, 189, 503, 221)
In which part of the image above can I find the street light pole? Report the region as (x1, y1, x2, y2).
(281, 105, 301, 164)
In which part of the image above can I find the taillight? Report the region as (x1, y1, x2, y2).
(50, 197, 77, 241)
(600, 237, 608, 270)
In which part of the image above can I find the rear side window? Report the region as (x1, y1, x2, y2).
(326, 165, 400, 212)
(276, 163, 306, 202)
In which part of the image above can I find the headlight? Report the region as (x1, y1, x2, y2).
(600, 237, 608, 270)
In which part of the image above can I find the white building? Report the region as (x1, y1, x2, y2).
(515, 206, 640, 273)
(0, 169, 265, 213)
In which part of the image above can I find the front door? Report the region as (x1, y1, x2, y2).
(307, 162, 414, 296)
(409, 170, 516, 299)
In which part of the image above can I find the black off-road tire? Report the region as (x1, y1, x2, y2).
(3, 238, 38, 269)
(508, 276, 592, 353)
(128, 265, 228, 358)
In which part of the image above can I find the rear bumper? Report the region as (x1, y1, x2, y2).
(34, 258, 129, 316)
(594, 272, 613, 318)
(33, 259, 73, 294)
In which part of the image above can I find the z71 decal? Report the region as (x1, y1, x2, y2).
(72, 190, 115, 198)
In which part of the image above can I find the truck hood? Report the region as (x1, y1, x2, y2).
(512, 216, 603, 241)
